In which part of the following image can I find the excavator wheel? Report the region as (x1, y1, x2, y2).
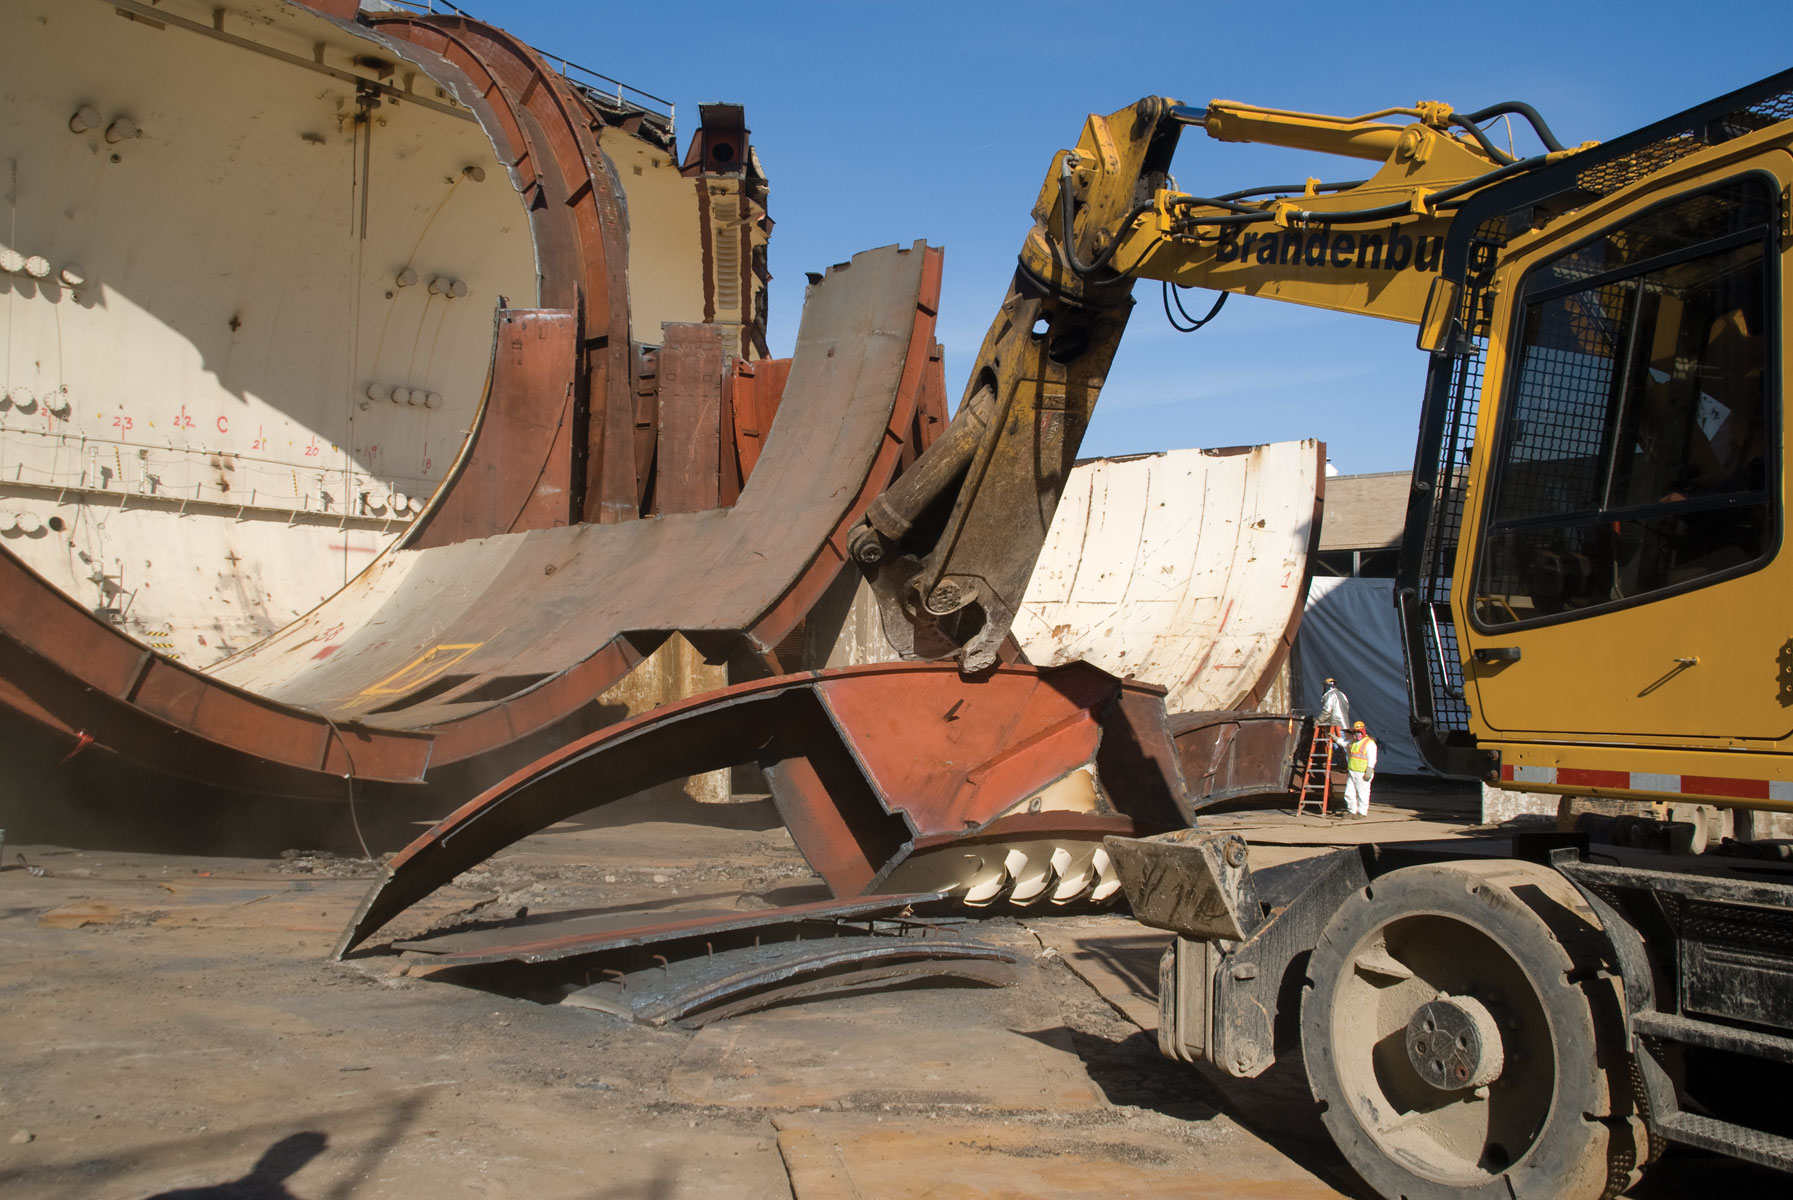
(1300, 860, 1647, 1200)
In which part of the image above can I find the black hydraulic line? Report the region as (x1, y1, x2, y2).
(1424, 154, 1552, 206)
(1446, 116, 1517, 166)
(1056, 156, 1156, 276)
(1213, 179, 1369, 202)
(1163, 284, 1227, 333)
(1459, 101, 1568, 153)
(1174, 200, 1416, 228)
(1169, 153, 1553, 229)
(1168, 192, 1274, 216)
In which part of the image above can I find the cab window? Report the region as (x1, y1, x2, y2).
(1473, 177, 1778, 629)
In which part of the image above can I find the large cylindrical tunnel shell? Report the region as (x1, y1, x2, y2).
(0, 1, 941, 821)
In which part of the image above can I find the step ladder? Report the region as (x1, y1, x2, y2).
(1296, 722, 1338, 816)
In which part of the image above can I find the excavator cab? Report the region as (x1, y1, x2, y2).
(1462, 169, 1782, 744)
(1403, 77, 1793, 763)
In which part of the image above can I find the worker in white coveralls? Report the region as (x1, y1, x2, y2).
(1318, 677, 1351, 731)
(1335, 720, 1378, 816)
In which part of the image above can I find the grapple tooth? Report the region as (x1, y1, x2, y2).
(1049, 845, 1096, 904)
(1006, 848, 1055, 905)
(1089, 846, 1122, 903)
(961, 853, 1009, 906)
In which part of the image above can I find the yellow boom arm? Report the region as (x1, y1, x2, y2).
(852, 95, 1586, 669)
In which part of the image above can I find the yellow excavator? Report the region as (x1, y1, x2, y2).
(853, 71, 1793, 1197)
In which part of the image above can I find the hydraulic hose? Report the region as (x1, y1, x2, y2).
(1213, 180, 1369, 202)
(1166, 152, 1552, 229)
(1056, 156, 1155, 277)
(1446, 116, 1518, 166)
(1163, 284, 1226, 333)
(1458, 101, 1568, 153)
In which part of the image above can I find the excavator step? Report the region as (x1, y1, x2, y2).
(1632, 1010, 1793, 1065)
(1652, 1112, 1793, 1174)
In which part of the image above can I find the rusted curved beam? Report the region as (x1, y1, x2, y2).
(744, 251, 945, 654)
(336, 660, 1188, 957)
(404, 308, 582, 547)
(0, 562, 432, 794)
(370, 14, 637, 532)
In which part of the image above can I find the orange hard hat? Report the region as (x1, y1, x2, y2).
(1353, 721, 1365, 730)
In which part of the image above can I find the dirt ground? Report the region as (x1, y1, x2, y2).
(0, 783, 1784, 1198)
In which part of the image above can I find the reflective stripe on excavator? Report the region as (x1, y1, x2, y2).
(1501, 764, 1793, 802)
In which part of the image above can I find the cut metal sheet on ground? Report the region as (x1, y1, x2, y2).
(667, 955, 1103, 1112)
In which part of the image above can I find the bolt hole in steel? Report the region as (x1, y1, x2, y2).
(1046, 322, 1091, 364)
(1031, 316, 1051, 337)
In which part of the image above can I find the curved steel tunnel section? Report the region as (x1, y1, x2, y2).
(1013, 440, 1326, 713)
(0, 238, 943, 803)
(364, 12, 640, 533)
(0, 0, 547, 669)
(214, 243, 944, 747)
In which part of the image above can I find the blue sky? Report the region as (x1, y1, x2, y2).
(486, 1, 1793, 475)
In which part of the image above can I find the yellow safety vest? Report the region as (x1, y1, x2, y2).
(1348, 736, 1374, 773)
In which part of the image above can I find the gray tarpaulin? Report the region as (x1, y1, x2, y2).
(1294, 576, 1430, 775)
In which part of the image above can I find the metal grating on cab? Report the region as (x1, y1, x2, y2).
(1576, 86, 1793, 197)
(1413, 221, 1508, 734)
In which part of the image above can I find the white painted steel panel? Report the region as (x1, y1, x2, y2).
(1014, 441, 1320, 713)
(0, 0, 538, 663)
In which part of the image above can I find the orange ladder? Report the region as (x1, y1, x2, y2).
(1296, 722, 1337, 816)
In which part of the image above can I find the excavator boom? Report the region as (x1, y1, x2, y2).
(854, 93, 1581, 668)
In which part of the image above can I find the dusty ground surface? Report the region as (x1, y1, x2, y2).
(0, 781, 1784, 1198)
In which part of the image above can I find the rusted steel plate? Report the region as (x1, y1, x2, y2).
(743, 249, 946, 656)
(654, 324, 729, 514)
(814, 666, 1112, 829)
(1013, 440, 1324, 713)
(408, 310, 581, 547)
(725, 357, 794, 497)
(391, 893, 947, 965)
(335, 660, 1186, 957)
(1169, 710, 1305, 809)
(901, 341, 950, 472)
(0, 554, 433, 791)
(291, 0, 359, 18)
